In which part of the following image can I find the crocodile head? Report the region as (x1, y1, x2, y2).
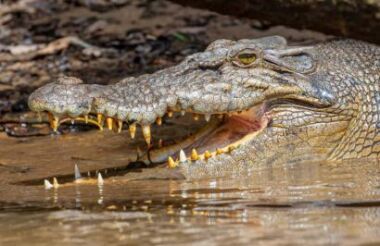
(30, 36, 376, 179)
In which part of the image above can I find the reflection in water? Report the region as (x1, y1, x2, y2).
(75, 183, 81, 209)
(1, 159, 380, 245)
(98, 181, 104, 205)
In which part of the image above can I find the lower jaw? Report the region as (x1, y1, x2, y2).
(144, 106, 270, 166)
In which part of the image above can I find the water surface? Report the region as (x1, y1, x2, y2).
(1, 157, 380, 245)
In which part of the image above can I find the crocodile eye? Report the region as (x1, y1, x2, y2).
(237, 53, 257, 65)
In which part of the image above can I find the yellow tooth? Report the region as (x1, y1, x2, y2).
(228, 145, 236, 152)
(193, 114, 199, 121)
(156, 117, 162, 126)
(84, 115, 89, 124)
(106, 117, 113, 130)
(97, 113, 104, 124)
(117, 120, 123, 133)
(49, 114, 59, 132)
(142, 125, 151, 145)
(218, 114, 224, 119)
(129, 123, 136, 139)
(53, 177, 59, 189)
(167, 111, 173, 117)
(167, 156, 178, 168)
(204, 150, 212, 160)
(216, 148, 224, 155)
(191, 149, 199, 161)
(158, 139, 163, 148)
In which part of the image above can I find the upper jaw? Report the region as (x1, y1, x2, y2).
(27, 65, 333, 128)
(27, 66, 231, 125)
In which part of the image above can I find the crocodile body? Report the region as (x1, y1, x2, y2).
(28, 36, 380, 179)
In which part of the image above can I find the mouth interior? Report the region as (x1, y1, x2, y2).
(41, 104, 270, 165)
(194, 108, 265, 151)
(147, 104, 270, 164)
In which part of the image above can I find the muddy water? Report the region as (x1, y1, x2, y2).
(1, 156, 380, 245)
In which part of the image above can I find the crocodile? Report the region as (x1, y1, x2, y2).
(28, 36, 380, 179)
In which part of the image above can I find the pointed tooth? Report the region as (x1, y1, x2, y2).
(181, 110, 186, 116)
(74, 164, 82, 180)
(216, 148, 224, 155)
(53, 177, 59, 188)
(218, 114, 224, 119)
(98, 173, 104, 185)
(44, 179, 53, 190)
(84, 115, 89, 124)
(156, 117, 162, 126)
(106, 117, 113, 130)
(193, 114, 199, 121)
(204, 150, 212, 160)
(191, 149, 199, 161)
(204, 114, 211, 122)
(129, 123, 136, 139)
(228, 145, 236, 152)
(167, 156, 178, 168)
(97, 113, 104, 124)
(167, 111, 173, 118)
(158, 139, 163, 148)
(117, 120, 123, 133)
(179, 149, 187, 163)
(49, 114, 59, 132)
(142, 125, 151, 145)
(71, 119, 75, 125)
(52, 116, 59, 131)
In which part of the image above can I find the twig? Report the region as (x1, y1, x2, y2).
(0, 36, 105, 62)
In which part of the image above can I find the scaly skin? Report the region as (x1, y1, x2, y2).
(28, 36, 380, 179)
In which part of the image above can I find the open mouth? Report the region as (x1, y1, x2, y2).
(42, 104, 271, 167)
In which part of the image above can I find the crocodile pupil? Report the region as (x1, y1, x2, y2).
(237, 53, 256, 65)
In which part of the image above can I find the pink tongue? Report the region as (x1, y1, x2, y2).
(191, 111, 263, 153)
